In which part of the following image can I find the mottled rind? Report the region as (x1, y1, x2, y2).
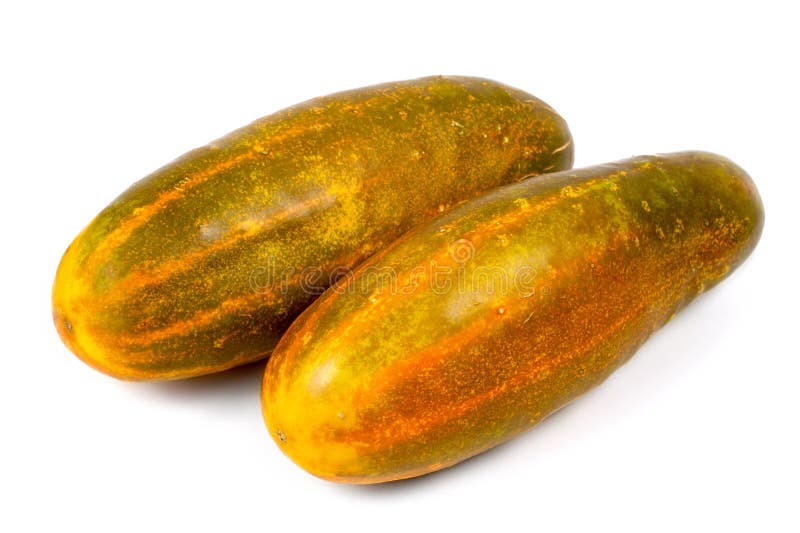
(52, 76, 573, 380)
(261, 151, 764, 484)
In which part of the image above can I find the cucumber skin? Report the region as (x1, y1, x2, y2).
(52, 76, 572, 380)
(262, 151, 763, 484)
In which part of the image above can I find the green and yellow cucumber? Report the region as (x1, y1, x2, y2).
(261, 151, 763, 483)
(52, 76, 572, 380)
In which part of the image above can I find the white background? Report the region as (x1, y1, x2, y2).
(2, 1, 798, 531)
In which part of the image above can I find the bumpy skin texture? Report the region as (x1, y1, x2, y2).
(52, 76, 573, 380)
(262, 151, 764, 484)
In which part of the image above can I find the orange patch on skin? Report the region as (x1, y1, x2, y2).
(342, 283, 655, 452)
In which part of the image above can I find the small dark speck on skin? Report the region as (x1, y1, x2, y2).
(277, 430, 286, 443)
(65, 320, 72, 333)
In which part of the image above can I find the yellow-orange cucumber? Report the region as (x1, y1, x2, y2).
(52, 76, 573, 380)
(262, 151, 764, 483)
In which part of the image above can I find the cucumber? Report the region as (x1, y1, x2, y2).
(261, 151, 763, 483)
(52, 76, 572, 380)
